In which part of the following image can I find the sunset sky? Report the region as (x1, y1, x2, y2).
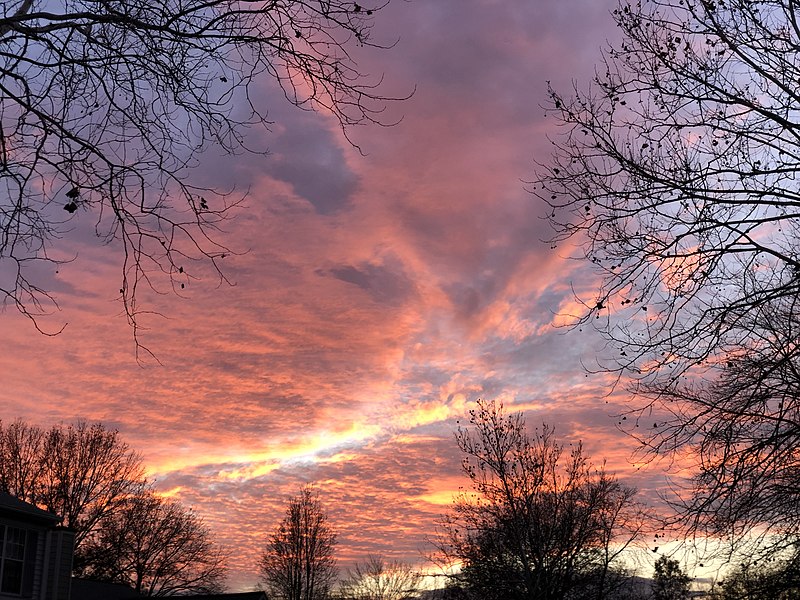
(0, 0, 674, 590)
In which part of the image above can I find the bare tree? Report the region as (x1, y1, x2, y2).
(0, 418, 46, 501)
(538, 0, 800, 557)
(436, 400, 645, 600)
(0, 417, 229, 592)
(0, 419, 145, 548)
(539, 0, 800, 387)
(640, 299, 800, 557)
(337, 555, 422, 600)
(260, 486, 338, 600)
(0, 0, 398, 351)
(80, 489, 228, 596)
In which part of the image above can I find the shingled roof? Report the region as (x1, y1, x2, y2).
(0, 492, 60, 524)
(69, 581, 270, 600)
(70, 578, 144, 599)
(179, 594, 268, 600)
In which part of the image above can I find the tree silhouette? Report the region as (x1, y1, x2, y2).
(260, 486, 338, 600)
(436, 400, 644, 600)
(541, 0, 800, 385)
(337, 555, 422, 600)
(0, 0, 398, 351)
(0, 419, 145, 549)
(539, 0, 800, 555)
(652, 556, 690, 600)
(0, 416, 228, 590)
(79, 490, 228, 596)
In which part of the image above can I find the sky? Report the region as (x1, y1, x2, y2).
(0, 0, 678, 590)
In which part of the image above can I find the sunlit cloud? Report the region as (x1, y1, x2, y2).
(146, 422, 384, 481)
(411, 474, 471, 508)
(154, 486, 185, 499)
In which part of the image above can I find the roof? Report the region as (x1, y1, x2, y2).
(70, 579, 268, 600)
(0, 492, 60, 524)
(179, 594, 268, 600)
(71, 578, 144, 600)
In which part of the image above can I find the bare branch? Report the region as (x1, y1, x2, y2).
(0, 0, 403, 352)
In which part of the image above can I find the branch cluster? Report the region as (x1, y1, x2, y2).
(0, 0, 396, 348)
(0, 418, 145, 547)
(336, 555, 422, 600)
(539, 0, 800, 555)
(80, 490, 228, 596)
(540, 0, 800, 387)
(436, 400, 645, 600)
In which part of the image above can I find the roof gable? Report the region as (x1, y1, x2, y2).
(179, 593, 268, 600)
(0, 492, 60, 524)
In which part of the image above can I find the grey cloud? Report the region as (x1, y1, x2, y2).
(267, 150, 358, 215)
(262, 106, 359, 215)
(317, 259, 417, 305)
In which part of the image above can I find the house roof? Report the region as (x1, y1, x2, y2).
(179, 593, 268, 600)
(69, 583, 268, 600)
(71, 578, 144, 600)
(0, 492, 60, 524)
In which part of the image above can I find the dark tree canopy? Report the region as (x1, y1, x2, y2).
(652, 556, 691, 600)
(260, 486, 338, 600)
(0, 0, 396, 350)
(80, 490, 228, 596)
(711, 553, 800, 600)
(436, 400, 644, 600)
(539, 0, 800, 555)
